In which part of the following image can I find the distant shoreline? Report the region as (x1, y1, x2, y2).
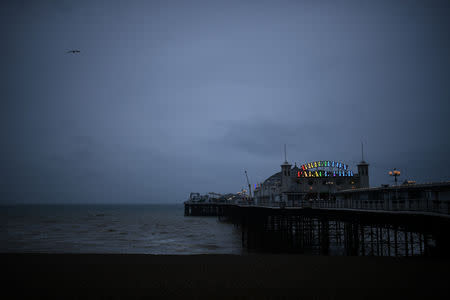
(3, 253, 450, 299)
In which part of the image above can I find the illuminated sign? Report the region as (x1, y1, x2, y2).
(300, 161, 349, 171)
(297, 170, 354, 178)
(297, 160, 354, 178)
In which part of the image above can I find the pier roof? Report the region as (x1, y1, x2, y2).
(263, 172, 281, 185)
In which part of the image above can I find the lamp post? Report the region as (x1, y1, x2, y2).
(389, 168, 401, 200)
(388, 168, 401, 185)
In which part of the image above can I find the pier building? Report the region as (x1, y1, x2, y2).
(254, 158, 369, 206)
(335, 181, 450, 213)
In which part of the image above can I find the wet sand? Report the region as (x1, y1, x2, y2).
(3, 253, 450, 299)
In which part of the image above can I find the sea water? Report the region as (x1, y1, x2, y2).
(0, 204, 243, 254)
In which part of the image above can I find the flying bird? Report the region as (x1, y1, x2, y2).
(66, 50, 81, 54)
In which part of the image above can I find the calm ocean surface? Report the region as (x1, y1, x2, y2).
(0, 204, 243, 254)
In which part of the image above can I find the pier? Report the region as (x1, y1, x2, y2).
(184, 203, 223, 216)
(184, 199, 450, 257)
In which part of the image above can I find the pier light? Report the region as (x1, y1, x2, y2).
(388, 168, 401, 185)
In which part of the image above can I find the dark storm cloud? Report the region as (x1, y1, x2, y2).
(1, 0, 449, 203)
(217, 119, 328, 158)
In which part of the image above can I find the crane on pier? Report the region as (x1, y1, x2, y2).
(244, 170, 252, 201)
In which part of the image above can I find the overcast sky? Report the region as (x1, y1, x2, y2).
(1, 0, 449, 204)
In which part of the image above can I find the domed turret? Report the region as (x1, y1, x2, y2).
(280, 145, 292, 192)
(358, 142, 369, 188)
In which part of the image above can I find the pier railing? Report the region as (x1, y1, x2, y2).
(185, 198, 450, 216)
(256, 199, 450, 216)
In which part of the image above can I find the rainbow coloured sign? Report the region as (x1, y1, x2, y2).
(300, 161, 349, 171)
(297, 170, 354, 178)
(297, 161, 353, 178)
